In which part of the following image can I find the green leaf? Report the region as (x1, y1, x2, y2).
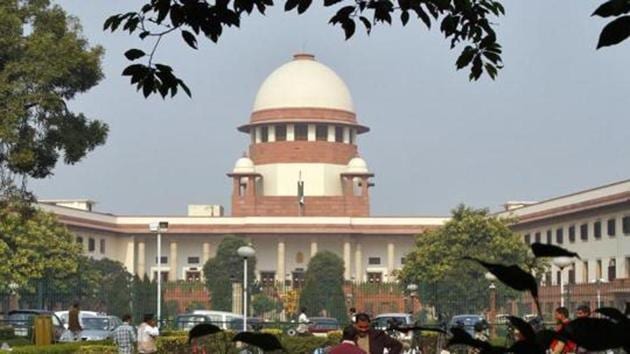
(597, 15, 630, 48)
(124, 48, 146, 61)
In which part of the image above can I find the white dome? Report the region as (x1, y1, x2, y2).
(346, 157, 369, 174)
(233, 157, 255, 174)
(252, 54, 354, 113)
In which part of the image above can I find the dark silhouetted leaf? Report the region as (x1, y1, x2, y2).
(401, 11, 410, 25)
(189, 323, 222, 343)
(122, 64, 146, 77)
(232, 332, 283, 351)
(359, 16, 372, 34)
(139, 31, 150, 39)
(413, 5, 431, 29)
(456, 46, 475, 69)
(124, 48, 146, 61)
(182, 30, 198, 49)
(597, 15, 630, 48)
(592, 0, 630, 17)
(297, 0, 312, 14)
(284, 0, 299, 11)
(531, 242, 580, 259)
(342, 18, 356, 39)
(469, 55, 483, 80)
(324, 0, 343, 6)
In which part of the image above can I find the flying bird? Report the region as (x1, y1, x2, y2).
(233, 331, 284, 352)
(530, 242, 580, 259)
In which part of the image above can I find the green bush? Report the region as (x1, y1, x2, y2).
(5, 341, 112, 354)
(75, 345, 117, 354)
(0, 325, 15, 340)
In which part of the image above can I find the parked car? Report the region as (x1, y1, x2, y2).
(74, 315, 123, 341)
(54, 310, 100, 329)
(308, 317, 340, 337)
(372, 313, 415, 342)
(229, 317, 265, 331)
(7, 310, 65, 341)
(188, 310, 243, 330)
(448, 314, 487, 337)
(175, 313, 215, 332)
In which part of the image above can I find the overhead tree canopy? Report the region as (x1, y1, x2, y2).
(105, 0, 629, 99)
(203, 235, 256, 311)
(0, 0, 108, 190)
(399, 205, 544, 316)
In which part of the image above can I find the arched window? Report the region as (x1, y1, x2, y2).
(296, 252, 304, 264)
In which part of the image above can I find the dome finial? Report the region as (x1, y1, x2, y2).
(293, 53, 315, 61)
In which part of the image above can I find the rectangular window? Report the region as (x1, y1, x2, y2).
(368, 257, 381, 265)
(608, 218, 616, 237)
(524, 234, 531, 244)
(260, 271, 276, 287)
(275, 125, 286, 141)
(568, 266, 575, 284)
(187, 257, 200, 264)
(153, 271, 169, 282)
(580, 223, 588, 241)
(623, 216, 630, 235)
(568, 225, 576, 243)
(88, 238, 95, 252)
(608, 260, 616, 281)
(315, 125, 328, 141)
(546, 230, 552, 244)
(556, 228, 564, 244)
(582, 261, 589, 283)
(99, 239, 105, 254)
(294, 124, 308, 141)
(535, 232, 541, 243)
(186, 271, 201, 282)
(155, 256, 168, 264)
(400, 257, 406, 265)
(260, 126, 268, 142)
(335, 126, 344, 143)
(594, 221, 602, 239)
(76, 236, 83, 245)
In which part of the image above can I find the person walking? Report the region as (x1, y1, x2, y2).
(330, 325, 367, 354)
(354, 313, 403, 354)
(112, 314, 136, 354)
(137, 314, 159, 354)
(550, 307, 577, 354)
(297, 307, 310, 335)
(67, 303, 83, 341)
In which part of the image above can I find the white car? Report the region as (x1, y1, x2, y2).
(372, 313, 415, 342)
(54, 310, 100, 329)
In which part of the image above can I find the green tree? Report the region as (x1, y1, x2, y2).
(299, 251, 348, 322)
(399, 205, 543, 317)
(203, 235, 256, 311)
(0, 0, 107, 187)
(252, 293, 281, 317)
(0, 197, 80, 293)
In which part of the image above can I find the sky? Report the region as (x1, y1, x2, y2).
(31, 0, 630, 216)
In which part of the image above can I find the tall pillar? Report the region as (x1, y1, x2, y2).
(137, 241, 146, 278)
(125, 237, 136, 275)
(202, 242, 212, 264)
(277, 239, 286, 288)
(354, 243, 363, 283)
(387, 242, 395, 281)
(170, 241, 178, 281)
(310, 239, 318, 258)
(343, 240, 351, 280)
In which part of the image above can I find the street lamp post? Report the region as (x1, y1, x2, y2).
(593, 278, 605, 309)
(553, 257, 573, 308)
(150, 221, 168, 327)
(237, 245, 256, 332)
(484, 272, 497, 338)
(406, 284, 418, 315)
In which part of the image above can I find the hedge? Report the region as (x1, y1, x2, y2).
(1, 341, 113, 354)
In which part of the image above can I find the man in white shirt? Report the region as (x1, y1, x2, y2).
(137, 314, 159, 354)
(297, 307, 310, 334)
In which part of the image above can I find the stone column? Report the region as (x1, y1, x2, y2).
(203, 242, 212, 264)
(137, 241, 146, 278)
(125, 237, 135, 275)
(170, 241, 178, 281)
(277, 238, 286, 288)
(343, 240, 351, 280)
(354, 243, 363, 283)
(310, 239, 318, 258)
(387, 242, 395, 281)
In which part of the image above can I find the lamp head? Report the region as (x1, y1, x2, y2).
(484, 272, 497, 282)
(553, 256, 573, 268)
(237, 245, 256, 258)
